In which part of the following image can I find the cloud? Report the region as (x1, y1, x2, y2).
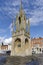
(22, 0, 43, 26)
(29, 10, 43, 25)
(34, 0, 43, 6)
(0, 0, 20, 19)
(0, 0, 43, 26)
(0, 0, 43, 45)
(0, 36, 12, 45)
(28, 0, 43, 26)
(0, 35, 8, 44)
(4, 37, 12, 45)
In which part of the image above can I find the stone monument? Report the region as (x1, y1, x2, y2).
(11, 0, 32, 56)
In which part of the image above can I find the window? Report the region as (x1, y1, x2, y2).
(42, 50, 43, 52)
(40, 48, 41, 52)
(37, 48, 38, 50)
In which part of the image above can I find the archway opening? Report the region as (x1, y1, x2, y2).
(25, 38, 28, 44)
(15, 38, 21, 47)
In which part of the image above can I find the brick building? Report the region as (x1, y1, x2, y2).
(0, 43, 11, 55)
(31, 37, 43, 54)
(1, 45, 8, 51)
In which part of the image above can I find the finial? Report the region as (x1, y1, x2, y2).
(20, 0, 23, 17)
(26, 19, 30, 34)
(20, 0, 22, 10)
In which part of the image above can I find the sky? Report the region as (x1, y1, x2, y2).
(0, 0, 43, 44)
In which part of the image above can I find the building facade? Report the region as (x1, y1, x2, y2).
(11, 1, 32, 56)
(31, 37, 43, 54)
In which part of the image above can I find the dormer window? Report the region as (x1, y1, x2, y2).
(19, 16, 21, 24)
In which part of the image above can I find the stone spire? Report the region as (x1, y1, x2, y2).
(28, 19, 30, 35)
(20, 0, 22, 10)
(11, 0, 32, 56)
(19, 0, 24, 17)
(16, 0, 26, 31)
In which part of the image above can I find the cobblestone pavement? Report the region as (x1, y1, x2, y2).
(0, 54, 43, 65)
(33, 54, 43, 65)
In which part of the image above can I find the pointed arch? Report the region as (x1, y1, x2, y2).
(25, 38, 28, 44)
(19, 16, 21, 24)
(15, 38, 21, 42)
(15, 38, 21, 47)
